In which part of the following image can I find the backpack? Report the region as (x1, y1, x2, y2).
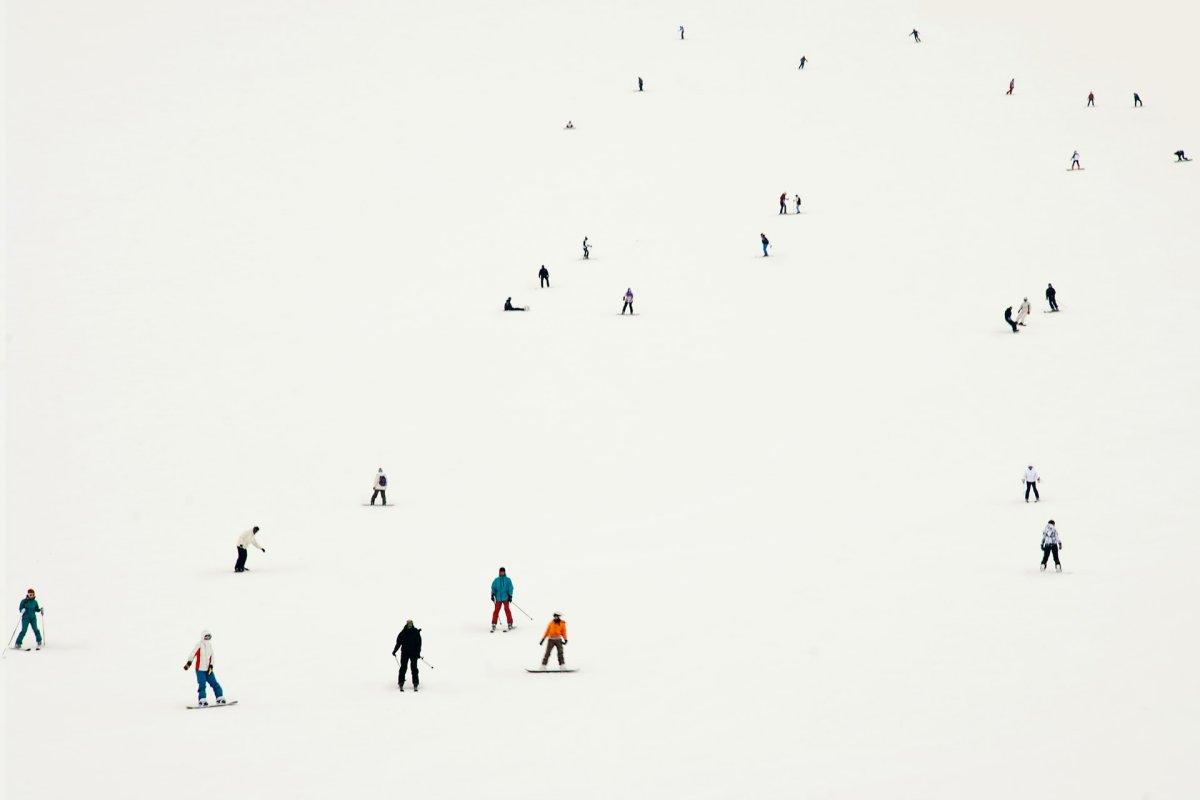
(378, 475, 388, 487)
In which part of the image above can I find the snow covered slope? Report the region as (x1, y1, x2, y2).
(5, 1, 1199, 797)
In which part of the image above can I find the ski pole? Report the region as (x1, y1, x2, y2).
(510, 602, 534, 621)
(40, 610, 46, 647)
(1, 619, 19, 659)
(419, 657, 434, 670)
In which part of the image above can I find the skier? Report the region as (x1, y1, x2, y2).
(909, 29, 921, 43)
(370, 468, 388, 506)
(1087, 91, 1095, 107)
(1175, 150, 1192, 162)
(14, 588, 43, 650)
(1040, 520, 1062, 572)
(539, 612, 569, 669)
(1015, 296, 1032, 326)
(794, 194, 802, 213)
(564, 121, 574, 130)
(504, 297, 528, 312)
(183, 630, 226, 706)
(539, 265, 550, 288)
(1007, 78, 1014, 95)
(1133, 92, 1142, 108)
(798, 56, 807, 69)
(1024, 465, 1041, 502)
(1069, 150, 1081, 170)
(235, 526, 265, 573)
(760, 233, 770, 257)
(1004, 306, 1019, 333)
(778, 192, 788, 214)
(582, 237, 590, 259)
(621, 288, 634, 315)
(1046, 283, 1059, 311)
(679, 25, 685, 40)
(637, 77, 644, 92)
(392, 620, 422, 692)
(490, 567, 515, 632)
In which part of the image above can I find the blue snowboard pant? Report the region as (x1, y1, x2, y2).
(195, 670, 224, 700)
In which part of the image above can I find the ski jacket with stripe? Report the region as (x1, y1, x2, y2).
(189, 631, 215, 671)
(1041, 524, 1061, 548)
(491, 576, 514, 602)
(237, 529, 264, 550)
(542, 619, 568, 640)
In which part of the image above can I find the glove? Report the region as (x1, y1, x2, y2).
(563, 641, 568, 646)
(261, 548, 266, 553)
(490, 596, 495, 602)
(183, 662, 192, 670)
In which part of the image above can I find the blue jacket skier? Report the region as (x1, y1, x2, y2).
(491, 567, 515, 631)
(15, 588, 43, 649)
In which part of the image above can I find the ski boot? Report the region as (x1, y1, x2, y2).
(198, 700, 209, 707)
(216, 697, 226, 705)
(506, 623, 514, 631)
(1040, 564, 1046, 571)
(491, 624, 496, 632)
(413, 685, 419, 693)
(1055, 564, 1062, 573)
(35, 643, 42, 650)
(399, 684, 405, 692)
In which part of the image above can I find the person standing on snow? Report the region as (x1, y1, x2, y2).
(621, 288, 634, 315)
(235, 526, 265, 573)
(183, 630, 226, 706)
(370, 468, 388, 506)
(539, 612, 569, 668)
(1024, 465, 1041, 502)
(14, 588, 44, 650)
(679, 25, 685, 40)
(1040, 520, 1062, 572)
(637, 77, 644, 92)
(779, 192, 788, 214)
(582, 237, 590, 259)
(793, 194, 802, 213)
(490, 567, 515, 632)
(1015, 297, 1032, 326)
(798, 56, 807, 69)
(1046, 283, 1059, 311)
(539, 265, 550, 288)
(909, 29, 921, 43)
(1069, 151, 1082, 170)
(1087, 92, 1095, 107)
(1133, 92, 1143, 108)
(760, 233, 770, 257)
(392, 620, 422, 691)
(1004, 306, 1019, 333)
(1007, 78, 1015, 95)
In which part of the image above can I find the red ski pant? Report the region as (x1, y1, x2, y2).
(492, 601, 513, 625)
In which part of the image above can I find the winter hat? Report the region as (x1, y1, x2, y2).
(1048, 520, 1055, 525)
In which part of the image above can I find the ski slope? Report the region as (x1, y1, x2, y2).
(4, 1, 1199, 798)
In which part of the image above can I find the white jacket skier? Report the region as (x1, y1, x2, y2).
(1015, 298, 1031, 325)
(1024, 466, 1039, 483)
(237, 528, 264, 551)
(1041, 522, 1060, 547)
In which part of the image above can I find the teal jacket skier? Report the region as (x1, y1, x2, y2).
(490, 568, 515, 631)
(16, 588, 43, 649)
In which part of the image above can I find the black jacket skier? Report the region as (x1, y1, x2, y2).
(393, 621, 422, 690)
(504, 297, 527, 312)
(1045, 283, 1058, 311)
(1004, 306, 1019, 333)
(539, 265, 550, 287)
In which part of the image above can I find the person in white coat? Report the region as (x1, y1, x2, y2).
(235, 526, 265, 573)
(370, 468, 388, 506)
(1040, 520, 1062, 571)
(1015, 297, 1032, 326)
(183, 630, 226, 705)
(1023, 465, 1041, 502)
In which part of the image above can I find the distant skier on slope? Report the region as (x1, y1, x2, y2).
(638, 77, 644, 92)
(1175, 150, 1192, 162)
(794, 194, 802, 213)
(539, 265, 550, 288)
(1040, 520, 1062, 572)
(1007, 78, 1014, 95)
(1087, 91, 1095, 107)
(235, 526, 265, 573)
(491, 567, 515, 632)
(564, 121, 574, 130)
(1024, 465, 1041, 502)
(1045, 283, 1059, 311)
(621, 288, 634, 315)
(1069, 151, 1082, 170)
(1015, 297, 1032, 326)
(13, 588, 43, 650)
(582, 237, 591, 259)
(370, 468, 388, 506)
(779, 192, 788, 214)
(679, 25, 685, 40)
(910, 29, 921, 43)
(392, 620, 422, 691)
(183, 630, 226, 706)
(1133, 92, 1142, 108)
(1004, 306, 1019, 333)
(504, 297, 528, 312)
(539, 612, 569, 669)
(798, 56, 807, 69)
(760, 233, 770, 257)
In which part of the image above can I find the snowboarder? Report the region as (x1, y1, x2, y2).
(1040, 520, 1062, 572)
(235, 526, 265, 573)
(539, 265, 550, 288)
(490, 567, 515, 632)
(1069, 151, 1081, 170)
(1087, 91, 1095, 107)
(1007, 78, 1014, 95)
(1175, 150, 1192, 162)
(504, 297, 528, 312)
(14, 588, 43, 650)
(392, 620, 422, 691)
(1045, 283, 1059, 311)
(1134, 92, 1142, 108)
(621, 288, 634, 315)
(1004, 306, 1019, 333)
(794, 194, 802, 213)
(679, 25, 685, 40)
(582, 237, 590, 259)
(1024, 465, 1041, 502)
(798, 56, 807, 69)
(183, 630, 226, 706)
(370, 468, 388, 506)
(539, 612, 568, 668)
(760, 233, 770, 257)
(909, 29, 921, 43)
(564, 121, 574, 130)
(637, 77, 644, 92)
(779, 192, 788, 214)
(1015, 297, 1032, 326)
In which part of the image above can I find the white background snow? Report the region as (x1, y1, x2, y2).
(4, 0, 1199, 797)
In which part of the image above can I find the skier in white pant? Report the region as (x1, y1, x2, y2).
(1023, 465, 1040, 502)
(1015, 297, 1032, 326)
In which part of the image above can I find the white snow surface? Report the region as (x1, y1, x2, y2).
(5, 1, 1200, 798)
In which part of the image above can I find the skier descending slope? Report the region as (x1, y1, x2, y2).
(909, 28, 921, 43)
(1015, 297, 1032, 326)
(370, 468, 388, 506)
(1040, 521, 1063, 572)
(1087, 92, 1095, 107)
(582, 237, 590, 259)
(1024, 465, 1041, 502)
(679, 25, 685, 40)
(760, 233, 770, 257)
(638, 77, 644, 92)
(621, 288, 635, 315)
(1007, 78, 1014, 95)
(14, 588, 44, 650)
(1045, 283, 1059, 311)
(235, 526, 265, 573)
(538, 613, 569, 669)
(491, 567, 515, 632)
(1069, 151, 1082, 170)
(1134, 92, 1143, 108)
(1004, 306, 1019, 333)
(798, 56, 807, 69)
(183, 630, 228, 707)
(392, 620, 422, 692)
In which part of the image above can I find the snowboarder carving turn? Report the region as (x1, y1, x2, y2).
(183, 630, 227, 706)
(370, 468, 388, 505)
(235, 526, 265, 573)
(491, 567, 514, 632)
(538, 612, 568, 669)
(1045, 283, 1059, 312)
(1040, 521, 1062, 572)
(1024, 465, 1041, 502)
(14, 588, 43, 650)
(392, 620, 422, 691)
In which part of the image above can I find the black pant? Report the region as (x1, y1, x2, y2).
(1134, 98, 1142, 107)
(1041, 544, 1060, 567)
(235, 546, 248, 572)
(1025, 482, 1039, 500)
(1007, 317, 1018, 332)
(540, 276, 549, 287)
(583, 249, 589, 259)
(371, 489, 386, 505)
(621, 302, 633, 315)
(398, 653, 419, 686)
(1048, 296, 1058, 311)
(1087, 99, 1094, 107)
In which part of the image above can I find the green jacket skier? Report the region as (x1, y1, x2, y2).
(15, 588, 44, 649)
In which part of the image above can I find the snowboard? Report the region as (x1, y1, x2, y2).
(1043, 309, 1062, 313)
(1066, 168, 1085, 171)
(187, 701, 238, 710)
(526, 667, 579, 673)
(361, 503, 395, 507)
